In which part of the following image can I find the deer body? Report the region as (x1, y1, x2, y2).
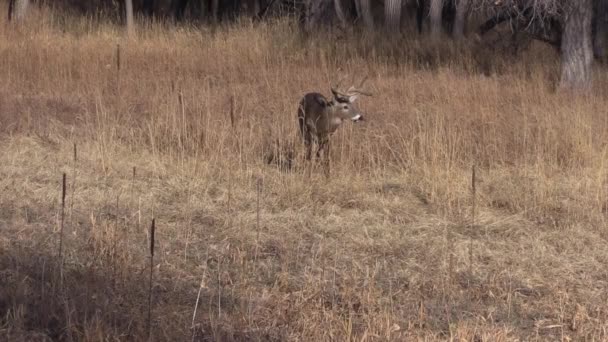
(297, 77, 371, 175)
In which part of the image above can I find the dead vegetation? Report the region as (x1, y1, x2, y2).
(1, 5, 608, 342)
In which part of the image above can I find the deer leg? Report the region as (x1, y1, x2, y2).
(300, 119, 313, 161)
(315, 144, 323, 160)
(323, 140, 330, 178)
(305, 138, 312, 161)
(316, 135, 328, 160)
(316, 138, 330, 178)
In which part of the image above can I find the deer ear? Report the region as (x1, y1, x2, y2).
(314, 94, 328, 107)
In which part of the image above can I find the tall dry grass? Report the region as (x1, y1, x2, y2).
(1, 5, 608, 341)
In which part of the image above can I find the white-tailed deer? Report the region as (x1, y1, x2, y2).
(297, 75, 372, 175)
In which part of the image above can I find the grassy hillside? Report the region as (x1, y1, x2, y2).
(1, 6, 608, 341)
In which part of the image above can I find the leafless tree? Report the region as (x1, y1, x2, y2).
(594, 0, 608, 60)
(8, 0, 29, 22)
(474, 0, 595, 88)
(385, 0, 401, 32)
(357, 0, 374, 29)
(453, 0, 470, 38)
(560, 0, 593, 89)
(125, 0, 134, 34)
(143, 0, 155, 16)
(303, 0, 332, 32)
(334, 0, 348, 27)
(429, 0, 443, 37)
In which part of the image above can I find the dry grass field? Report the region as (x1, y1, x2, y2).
(1, 5, 608, 341)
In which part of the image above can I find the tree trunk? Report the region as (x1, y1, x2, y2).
(593, 0, 608, 60)
(358, 0, 374, 29)
(143, 0, 155, 16)
(172, 0, 189, 21)
(191, 0, 203, 20)
(304, 0, 329, 32)
(8, 0, 29, 22)
(253, 0, 261, 17)
(453, 0, 469, 39)
(125, 0, 134, 34)
(334, 0, 348, 28)
(119, 0, 126, 23)
(384, 0, 401, 33)
(560, 0, 594, 89)
(211, 0, 219, 22)
(429, 0, 443, 38)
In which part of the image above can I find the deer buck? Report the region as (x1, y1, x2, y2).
(297, 76, 372, 175)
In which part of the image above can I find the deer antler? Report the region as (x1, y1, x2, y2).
(331, 74, 349, 97)
(345, 74, 373, 97)
(358, 74, 369, 88)
(332, 73, 373, 99)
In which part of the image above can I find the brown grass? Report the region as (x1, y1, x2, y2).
(1, 5, 608, 341)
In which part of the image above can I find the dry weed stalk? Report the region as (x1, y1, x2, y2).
(469, 164, 476, 276)
(229, 95, 236, 130)
(130, 166, 136, 234)
(445, 220, 454, 324)
(116, 43, 121, 92)
(69, 142, 77, 224)
(148, 218, 156, 341)
(112, 193, 121, 288)
(191, 267, 208, 342)
(58, 172, 67, 286)
(255, 177, 263, 261)
(217, 255, 222, 319)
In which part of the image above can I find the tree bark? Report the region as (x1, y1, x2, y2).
(429, 0, 443, 38)
(8, 0, 29, 22)
(358, 0, 374, 29)
(560, 0, 594, 89)
(385, 0, 401, 33)
(334, 0, 348, 27)
(119, 0, 126, 23)
(211, 0, 219, 22)
(594, 0, 608, 60)
(304, 0, 329, 32)
(125, 0, 134, 34)
(172, 0, 189, 21)
(253, 0, 261, 17)
(143, 0, 155, 16)
(453, 0, 469, 39)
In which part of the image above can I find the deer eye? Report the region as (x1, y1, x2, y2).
(342, 105, 348, 110)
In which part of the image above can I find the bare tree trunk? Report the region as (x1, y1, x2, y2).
(453, 0, 469, 39)
(143, 0, 155, 16)
(119, 0, 126, 23)
(172, 0, 189, 21)
(385, 0, 401, 33)
(358, 0, 374, 29)
(211, 0, 219, 22)
(429, 0, 443, 38)
(560, 0, 594, 89)
(253, 0, 261, 16)
(594, 0, 608, 60)
(8, 0, 29, 22)
(304, 0, 329, 32)
(191, 0, 203, 20)
(124, 0, 134, 35)
(334, 0, 348, 27)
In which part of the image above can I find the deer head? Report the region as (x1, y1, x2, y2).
(330, 74, 373, 123)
